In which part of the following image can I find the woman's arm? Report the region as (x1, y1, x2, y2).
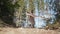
(26, 12, 46, 19)
(26, 13, 34, 17)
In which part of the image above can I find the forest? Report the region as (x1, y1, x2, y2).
(0, 0, 60, 30)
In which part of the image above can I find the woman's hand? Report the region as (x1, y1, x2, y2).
(26, 12, 31, 16)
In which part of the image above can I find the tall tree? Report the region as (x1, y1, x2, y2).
(53, 0, 60, 27)
(13, 0, 26, 27)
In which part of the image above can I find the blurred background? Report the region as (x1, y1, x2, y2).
(0, 0, 60, 30)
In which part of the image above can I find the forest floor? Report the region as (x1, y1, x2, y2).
(0, 27, 60, 34)
(0, 19, 60, 34)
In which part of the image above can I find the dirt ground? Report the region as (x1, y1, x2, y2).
(0, 27, 60, 34)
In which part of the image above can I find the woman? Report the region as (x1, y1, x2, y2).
(26, 11, 47, 28)
(26, 11, 35, 28)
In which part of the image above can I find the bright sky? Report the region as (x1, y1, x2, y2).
(34, 7, 46, 28)
(34, 8, 55, 28)
(34, 0, 55, 28)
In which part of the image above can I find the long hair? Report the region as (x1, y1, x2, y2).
(31, 10, 34, 13)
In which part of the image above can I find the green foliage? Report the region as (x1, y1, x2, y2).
(0, 0, 20, 26)
(38, 0, 44, 11)
(44, 0, 60, 29)
(53, 0, 60, 21)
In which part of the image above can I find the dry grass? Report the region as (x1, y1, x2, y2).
(0, 27, 60, 34)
